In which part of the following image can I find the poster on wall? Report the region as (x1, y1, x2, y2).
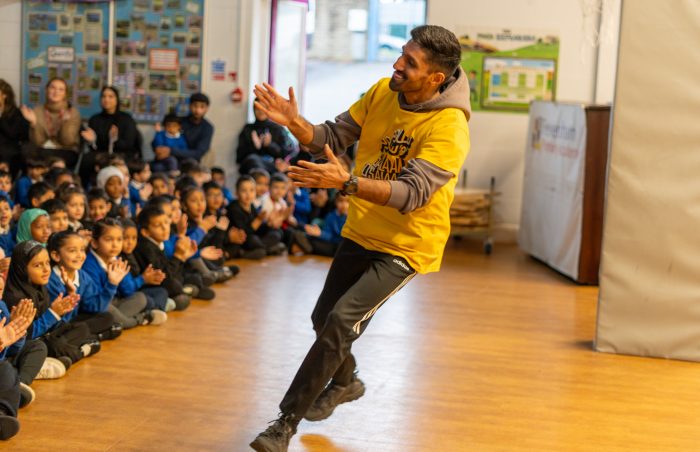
(112, 0, 204, 123)
(458, 28, 559, 113)
(22, 1, 110, 118)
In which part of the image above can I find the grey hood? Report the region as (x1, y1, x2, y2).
(398, 66, 471, 121)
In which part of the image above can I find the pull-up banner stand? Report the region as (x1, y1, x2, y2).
(595, 0, 700, 361)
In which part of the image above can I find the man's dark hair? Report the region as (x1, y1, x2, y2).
(40, 198, 67, 215)
(190, 92, 210, 106)
(410, 25, 462, 76)
(28, 181, 53, 203)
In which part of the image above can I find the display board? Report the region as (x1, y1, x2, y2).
(457, 28, 559, 113)
(22, 0, 110, 118)
(112, 0, 204, 123)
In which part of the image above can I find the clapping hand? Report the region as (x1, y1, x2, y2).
(200, 246, 223, 261)
(0, 316, 30, 350)
(11, 299, 37, 324)
(50, 293, 81, 317)
(107, 258, 130, 285)
(142, 264, 166, 285)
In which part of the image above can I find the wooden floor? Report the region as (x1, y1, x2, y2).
(13, 241, 700, 451)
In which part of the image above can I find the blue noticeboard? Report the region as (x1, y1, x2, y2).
(112, 0, 204, 123)
(22, 1, 110, 119)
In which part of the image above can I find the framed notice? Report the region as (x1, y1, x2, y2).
(149, 49, 179, 71)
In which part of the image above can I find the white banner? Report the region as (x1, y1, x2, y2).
(518, 101, 587, 279)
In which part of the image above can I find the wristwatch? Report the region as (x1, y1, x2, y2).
(341, 174, 359, 196)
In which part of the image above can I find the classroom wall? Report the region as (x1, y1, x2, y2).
(427, 0, 621, 238)
(0, 0, 271, 187)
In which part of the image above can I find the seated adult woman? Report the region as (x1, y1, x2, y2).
(0, 79, 29, 177)
(20, 78, 81, 168)
(82, 86, 142, 160)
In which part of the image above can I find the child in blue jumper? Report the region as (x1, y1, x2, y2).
(151, 114, 184, 175)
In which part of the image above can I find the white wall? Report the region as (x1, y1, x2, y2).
(0, 0, 271, 187)
(428, 0, 620, 237)
(0, 0, 21, 89)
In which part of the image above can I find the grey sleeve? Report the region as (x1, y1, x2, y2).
(385, 158, 455, 214)
(307, 111, 362, 158)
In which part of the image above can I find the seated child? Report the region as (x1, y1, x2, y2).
(151, 114, 183, 175)
(56, 183, 87, 233)
(3, 240, 95, 375)
(86, 188, 111, 226)
(47, 231, 122, 342)
(149, 173, 171, 197)
(210, 167, 233, 205)
(0, 195, 14, 257)
(0, 171, 12, 204)
(226, 175, 285, 258)
(249, 168, 270, 210)
(40, 199, 69, 234)
(127, 159, 153, 214)
(14, 159, 47, 208)
(82, 219, 162, 329)
(301, 192, 349, 257)
(96, 166, 131, 219)
(16, 209, 51, 246)
(27, 182, 54, 209)
(134, 207, 198, 310)
(119, 219, 172, 313)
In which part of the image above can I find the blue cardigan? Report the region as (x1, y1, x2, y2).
(318, 210, 347, 244)
(80, 252, 119, 312)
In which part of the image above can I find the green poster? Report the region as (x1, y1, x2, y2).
(459, 29, 560, 113)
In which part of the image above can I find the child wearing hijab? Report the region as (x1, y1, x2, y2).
(3, 241, 99, 370)
(15, 209, 51, 246)
(96, 166, 131, 218)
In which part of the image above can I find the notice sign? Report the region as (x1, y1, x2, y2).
(211, 58, 226, 81)
(47, 46, 75, 63)
(149, 48, 179, 71)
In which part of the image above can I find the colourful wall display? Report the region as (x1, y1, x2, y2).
(22, 0, 110, 118)
(21, 0, 204, 123)
(112, 0, 204, 123)
(458, 28, 560, 113)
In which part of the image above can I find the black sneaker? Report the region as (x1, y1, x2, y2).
(304, 376, 365, 422)
(250, 413, 298, 452)
(18, 383, 35, 409)
(0, 415, 19, 440)
(97, 323, 123, 341)
(291, 230, 313, 254)
(195, 286, 215, 300)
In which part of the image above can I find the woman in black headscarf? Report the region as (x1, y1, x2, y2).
(83, 86, 141, 158)
(0, 79, 30, 177)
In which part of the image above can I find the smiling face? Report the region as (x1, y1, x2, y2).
(52, 235, 86, 272)
(28, 248, 52, 285)
(205, 187, 224, 212)
(46, 79, 68, 105)
(389, 41, 444, 103)
(31, 215, 51, 244)
(89, 198, 110, 222)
